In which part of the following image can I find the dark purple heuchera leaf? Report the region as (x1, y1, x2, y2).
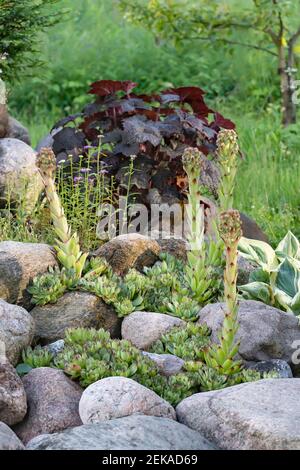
(52, 127, 85, 154)
(211, 112, 236, 130)
(161, 86, 211, 117)
(89, 80, 137, 96)
(114, 142, 140, 157)
(111, 98, 150, 113)
(122, 116, 162, 146)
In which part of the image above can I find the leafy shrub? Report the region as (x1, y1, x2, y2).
(49, 80, 235, 208)
(239, 231, 300, 315)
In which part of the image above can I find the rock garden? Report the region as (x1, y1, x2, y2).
(0, 78, 300, 451)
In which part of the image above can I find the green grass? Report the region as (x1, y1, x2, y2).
(233, 112, 300, 245)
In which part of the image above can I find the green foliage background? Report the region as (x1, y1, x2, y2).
(6, 0, 300, 246)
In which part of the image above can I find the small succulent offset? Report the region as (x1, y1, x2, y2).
(151, 322, 211, 361)
(182, 147, 222, 305)
(28, 266, 67, 305)
(216, 129, 240, 211)
(16, 346, 53, 376)
(204, 210, 243, 377)
(239, 231, 300, 316)
(36, 148, 88, 283)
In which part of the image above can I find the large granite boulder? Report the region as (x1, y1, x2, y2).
(93, 234, 160, 275)
(0, 360, 27, 426)
(7, 117, 31, 146)
(0, 299, 35, 365)
(79, 377, 175, 424)
(30, 291, 121, 344)
(0, 241, 58, 310)
(198, 300, 300, 375)
(177, 379, 300, 450)
(13, 367, 82, 444)
(122, 311, 185, 350)
(0, 422, 25, 450)
(0, 138, 43, 211)
(26, 414, 216, 450)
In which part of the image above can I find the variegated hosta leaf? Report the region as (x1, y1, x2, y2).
(275, 231, 300, 261)
(238, 237, 278, 272)
(274, 257, 300, 299)
(249, 268, 270, 283)
(273, 288, 293, 312)
(290, 292, 300, 316)
(239, 281, 273, 305)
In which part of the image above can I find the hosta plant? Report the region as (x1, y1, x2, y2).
(238, 231, 300, 316)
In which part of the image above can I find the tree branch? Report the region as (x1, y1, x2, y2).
(184, 35, 277, 56)
(289, 25, 300, 46)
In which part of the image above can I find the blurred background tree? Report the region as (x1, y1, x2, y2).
(0, 0, 62, 82)
(119, 0, 300, 126)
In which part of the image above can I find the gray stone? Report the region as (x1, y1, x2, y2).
(240, 212, 269, 243)
(177, 378, 300, 450)
(31, 291, 121, 344)
(7, 117, 31, 145)
(26, 414, 216, 450)
(79, 376, 175, 424)
(0, 138, 43, 211)
(142, 352, 185, 376)
(0, 241, 58, 310)
(36, 127, 62, 153)
(237, 255, 258, 285)
(0, 360, 27, 426)
(93, 234, 160, 275)
(13, 367, 82, 444)
(0, 299, 35, 366)
(198, 300, 300, 374)
(247, 359, 293, 379)
(0, 422, 25, 450)
(156, 236, 188, 262)
(44, 339, 65, 357)
(122, 311, 185, 350)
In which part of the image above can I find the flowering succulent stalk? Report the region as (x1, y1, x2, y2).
(36, 148, 88, 281)
(204, 209, 243, 376)
(182, 147, 215, 304)
(217, 130, 239, 211)
(182, 147, 204, 251)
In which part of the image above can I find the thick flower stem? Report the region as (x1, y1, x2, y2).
(217, 130, 239, 211)
(182, 147, 215, 304)
(36, 148, 88, 281)
(204, 210, 243, 376)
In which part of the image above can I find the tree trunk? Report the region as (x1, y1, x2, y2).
(278, 45, 297, 126)
(0, 78, 8, 138)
